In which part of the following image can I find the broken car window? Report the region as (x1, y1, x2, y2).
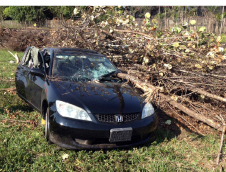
(22, 46, 44, 69)
(52, 54, 117, 82)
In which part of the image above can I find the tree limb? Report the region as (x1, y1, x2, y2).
(117, 72, 224, 131)
(177, 69, 226, 78)
(216, 115, 226, 165)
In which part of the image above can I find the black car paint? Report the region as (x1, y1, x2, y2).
(15, 47, 158, 149)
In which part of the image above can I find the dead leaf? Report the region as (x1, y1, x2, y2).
(165, 120, 172, 125)
(171, 95, 178, 101)
(195, 64, 202, 69)
(216, 36, 222, 43)
(62, 153, 69, 160)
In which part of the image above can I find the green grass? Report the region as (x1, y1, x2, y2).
(221, 33, 226, 43)
(0, 49, 225, 171)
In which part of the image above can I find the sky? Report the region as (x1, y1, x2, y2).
(0, 0, 225, 6)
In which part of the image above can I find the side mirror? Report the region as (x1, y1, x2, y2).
(30, 68, 45, 77)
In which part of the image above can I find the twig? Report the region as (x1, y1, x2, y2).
(177, 69, 226, 78)
(166, 78, 221, 87)
(0, 87, 16, 92)
(114, 29, 153, 39)
(191, 88, 226, 103)
(216, 115, 226, 165)
(8, 50, 20, 63)
(217, 64, 226, 67)
(166, 76, 226, 103)
(0, 119, 33, 123)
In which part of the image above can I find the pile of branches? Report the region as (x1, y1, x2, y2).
(0, 27, 50, 51)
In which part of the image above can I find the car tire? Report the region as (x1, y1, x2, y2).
(45, 108, 52, 144)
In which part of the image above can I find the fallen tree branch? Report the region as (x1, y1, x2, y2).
(114, 29, 153, 39)
(191, 88, 226, 103)
(100, 29, 118, 40)
(117, 72, 224, 131)
(216, 63, 226, 67)
(114, 29, 193, 41)
(216, 115, 226, 165)
(166, 77, 226, 103)
(133, 64, 167, 74)
(177, 69, 226, 78)
(117, 72, 159, 102)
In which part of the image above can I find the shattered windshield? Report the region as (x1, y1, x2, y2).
(52, 53, 117, 82)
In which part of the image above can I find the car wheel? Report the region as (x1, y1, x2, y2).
(45, 108, 51, 144)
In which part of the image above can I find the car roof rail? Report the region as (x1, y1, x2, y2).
(55, 48, 99, 54)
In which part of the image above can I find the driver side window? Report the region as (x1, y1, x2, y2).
(22, 47, 44, 70)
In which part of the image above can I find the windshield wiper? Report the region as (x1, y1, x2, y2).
(98, 70, 120, 82)
(99, 70, 118, 79)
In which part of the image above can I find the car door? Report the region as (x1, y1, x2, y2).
(15, 47, 31, 100)
(26, 50, 46, 111)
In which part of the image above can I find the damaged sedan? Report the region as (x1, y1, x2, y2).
(15, 47, 158, 149)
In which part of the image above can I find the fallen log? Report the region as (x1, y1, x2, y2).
(117, 72, 224, 132)
(117, 72, 159, 93)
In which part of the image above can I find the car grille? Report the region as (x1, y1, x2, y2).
(95, 113, 140, 123)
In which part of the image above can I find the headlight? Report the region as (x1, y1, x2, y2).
(141, 103, 155, 119)
(56, 100, 92, 121)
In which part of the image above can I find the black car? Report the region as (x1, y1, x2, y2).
(15, 46, 158, 149)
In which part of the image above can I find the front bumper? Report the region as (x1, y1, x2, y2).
(49, 112, 158, 150)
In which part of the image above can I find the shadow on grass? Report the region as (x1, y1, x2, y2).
(141, 108, 182, 147)
(155, 108, 205, 142)
(7, 104, 34, 112)
(0, 108, 4, 114)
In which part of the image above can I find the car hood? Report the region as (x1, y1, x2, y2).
(52, 80, 144, 114)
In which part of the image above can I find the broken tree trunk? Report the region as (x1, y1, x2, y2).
(117, 73, 224, 132)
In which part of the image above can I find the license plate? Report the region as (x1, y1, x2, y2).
(109, 127, 132, 143)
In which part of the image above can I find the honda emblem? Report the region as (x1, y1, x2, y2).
(115, 115, 123, 123)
